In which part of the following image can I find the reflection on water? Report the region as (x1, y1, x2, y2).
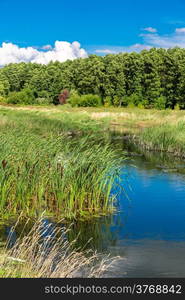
(107, 240, 185, 278)
(1, 138, 185, 277)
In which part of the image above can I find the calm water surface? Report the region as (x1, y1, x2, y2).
(107, 152, 185, 277)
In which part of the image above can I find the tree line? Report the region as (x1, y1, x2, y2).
(0, 47, 185, 109)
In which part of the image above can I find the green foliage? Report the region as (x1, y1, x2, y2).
(141, 99, 150, 108)
(154, 96, 167, 110)
(0, 96, 6, 103)
(104, 96, 112, 107)
(174, 103, 180, 110)
(123, 93, 142, 107)
(69, 95, 81, 107)
(70, 94, 101, 107)
(127, 102, 136, 108)
(7, 88, 35, 105)
(1, 48, 185, 109)
(137, 103, 144, 109)
(112, 96, 122, 107)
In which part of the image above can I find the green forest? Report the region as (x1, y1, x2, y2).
(1, 47, 185, 109)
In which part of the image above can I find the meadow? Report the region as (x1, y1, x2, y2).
(2, 104, 185, 154)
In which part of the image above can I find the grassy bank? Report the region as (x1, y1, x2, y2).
(138, 122, 185, 157)
(0, 108, 122, 219)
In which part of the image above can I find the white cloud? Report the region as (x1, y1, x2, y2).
(143, 27, 157, 33)
(141, 28, 185, 48)
(95, 49, 117, 54)
(0, 41, 88, 66)
(175, 28, 185, 34)
(94, 44, 151, 54)
(94, 28, 185, 55)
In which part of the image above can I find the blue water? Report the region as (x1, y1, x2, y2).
(115, 162, 185, 241)
(104, 154, 185, 277)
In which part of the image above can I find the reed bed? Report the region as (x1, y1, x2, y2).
(0, 109, 122, 219)
(0, 217, 119, 278)
(138, 121, 185, 157)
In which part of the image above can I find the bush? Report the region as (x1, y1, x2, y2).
(138, 99, 149, 109)
(7, 88, 35, 105)
(123, 93, 142, 107)
(112, 96, 122, 107)
(104, 96, 112, 107)
(69, 95, 81, 107)
(80, 94, 101, 107)
(154, 96, 166, 110)
(70, 94, 101, 107)
(141, 99, 149, 108)
(0, 96, 6, 103)
(37, 90, 50, 99)
(127, 102, 136, 108)
(137, 103, 144, 109)
(174, 103, 180, 110)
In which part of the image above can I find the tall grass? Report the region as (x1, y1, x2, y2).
(0, 217, 119, 278)
(0, 109, 122, 219)
(138, 121, 185, 157)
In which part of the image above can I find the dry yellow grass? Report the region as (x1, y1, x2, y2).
(0, 217, 120, 278)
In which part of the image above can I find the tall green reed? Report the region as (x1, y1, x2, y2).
(0, 110, 122, 219)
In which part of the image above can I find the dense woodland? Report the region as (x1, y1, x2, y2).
(1, 47, 185, 109)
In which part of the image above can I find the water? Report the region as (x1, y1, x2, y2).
(106, 153, 185, 277)
(1, 139, 185, 277)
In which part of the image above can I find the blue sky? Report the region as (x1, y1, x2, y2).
(0, 0, 185, 65)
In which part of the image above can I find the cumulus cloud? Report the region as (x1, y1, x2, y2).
(0, 41, 88, 66)
(143, 27, 157, 33)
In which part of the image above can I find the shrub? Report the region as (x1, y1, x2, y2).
(124, 93, 142, 107)
(127, 102, 136, 108)
(7, 88, 35, 105)
(141, 99, 149, 108)
(37, 90, 50, 99)
(104, 96, 112, 107)
(137, 103, 144, 109)
(174, 103, 180, 110)
(79, 94, 101, 107)
(154, 96, 166, 110)
(112, 96, 122, 107)
(69, 95, 81, 107)
(0, 96, 6, 103)
(138, 99, 149, 109)
(70, 94, 101, 107)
